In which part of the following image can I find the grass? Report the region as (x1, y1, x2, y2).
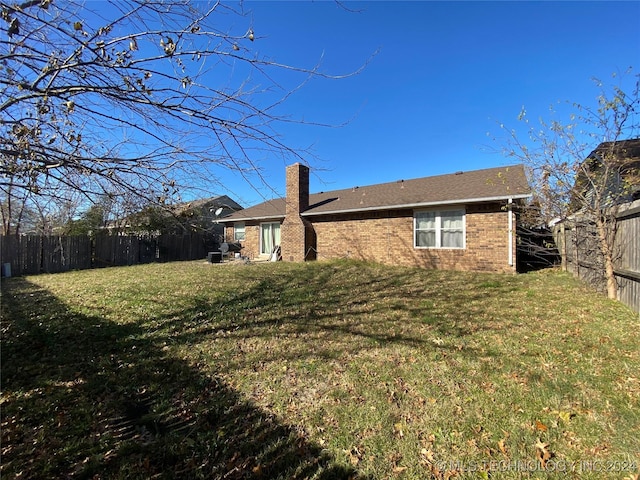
(1, 259, 639, 479)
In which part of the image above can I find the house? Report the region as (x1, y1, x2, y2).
(165, 195, 243, 235)
(572, 138, 640, 210)
(116, 195, 243, 236)
(221, 164, 531, 273)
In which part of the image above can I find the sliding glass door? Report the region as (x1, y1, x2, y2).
(260, 222, 281, 255)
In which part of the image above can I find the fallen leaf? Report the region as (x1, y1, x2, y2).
(587, 443, 610, 455)
(345, 446, 363, 465)
(555, 410, 575, 423)
(420, 448, 434, 463)
(534, 438, 552, 469)
(535, 420, 548, 432)
(534, 438, 548, 451)
(498, 438, 508, 455)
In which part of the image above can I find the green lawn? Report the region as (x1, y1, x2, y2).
(1, 259, 638, 479)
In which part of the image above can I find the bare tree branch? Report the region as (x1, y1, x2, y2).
(0, 0, 370, 233)
(495, 71, 639, 298)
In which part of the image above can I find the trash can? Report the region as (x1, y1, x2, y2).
(207, 252, 222, 264)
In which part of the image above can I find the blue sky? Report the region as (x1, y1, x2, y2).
(209, 1, 640, 206)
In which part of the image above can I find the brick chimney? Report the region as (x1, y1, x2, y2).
(280, 163, 316, 262)
(285, 163, 309, 215)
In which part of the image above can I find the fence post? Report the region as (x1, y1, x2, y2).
(573, 224, 579, 278)
(560, 223, 567, 271)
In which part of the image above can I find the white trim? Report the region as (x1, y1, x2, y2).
(222, 194, 531, 223)
(508, 198, 514, 266)
(302, 194, 530, 217)
(223, 215, 284, 222)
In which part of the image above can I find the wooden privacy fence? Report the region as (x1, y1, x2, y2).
(0, 233, 215, 277)
(554, 200, 640, 314)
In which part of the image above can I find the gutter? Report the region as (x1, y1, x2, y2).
(301, 193, 531, 217)
(508, 197, 514, 267)
(222, 214, 284, 222)
(222, 193, 531, 222)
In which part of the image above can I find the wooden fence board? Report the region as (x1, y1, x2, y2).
(39, 236, 91, 273)
(3, 235, 42, 275)
(1, 233, 212, 277)
(556, 200, 640, 314)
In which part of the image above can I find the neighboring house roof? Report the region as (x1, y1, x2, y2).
(169, 195, 243, 215)
(223, 164, 530, 222)
(589, 138, 640, 193)
(589, 138, 640, 160)
(110, 195, 243, 231)
(572, 138, 640, 210)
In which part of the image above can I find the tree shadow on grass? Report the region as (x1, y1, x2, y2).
(1, 278, 364, 479)
(148, 262, 512, 362)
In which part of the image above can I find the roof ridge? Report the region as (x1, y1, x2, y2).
(309, 163, 525, 197)
(222, 164, 530, 221)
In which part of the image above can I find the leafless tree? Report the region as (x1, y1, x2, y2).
(1, 0, 367, 233)
(1, 183, 85, 234)
(498, 71, 639, 299)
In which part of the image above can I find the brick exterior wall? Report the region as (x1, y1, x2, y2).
(224, 222, 263, 260)
(228, 203, 517, 272)
(243, 223, 261, 260)
(310, 203, 517, 273)
(280, 163, 314, 262)
(225, 163, 519, 273)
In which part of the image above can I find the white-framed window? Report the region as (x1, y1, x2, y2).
(234, 222, 245, 241)
(260, 222, 281, 255)
(414, 209, 465, 249)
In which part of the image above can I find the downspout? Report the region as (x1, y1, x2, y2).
(508, 198, 514, 268)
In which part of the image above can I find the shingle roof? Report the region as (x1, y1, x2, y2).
(223, 164, 530, 221)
